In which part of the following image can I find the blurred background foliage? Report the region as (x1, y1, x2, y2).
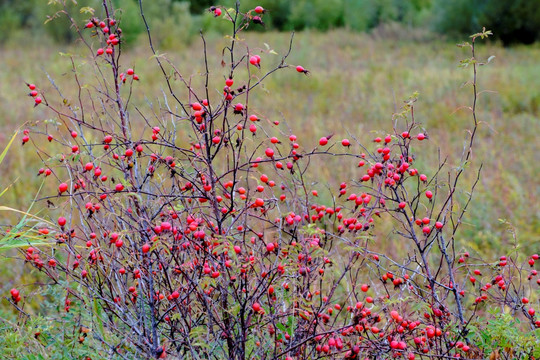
(1, 0, 540, 47)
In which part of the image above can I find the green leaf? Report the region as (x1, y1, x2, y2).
(80, 6, 95, 15)
(275, 322, 287, 334)
(286, 316, 295, 336)
(93, 298, 105, 338)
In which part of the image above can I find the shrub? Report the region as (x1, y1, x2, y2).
(7, 1, 540, 359)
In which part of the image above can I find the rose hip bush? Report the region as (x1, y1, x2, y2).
(6, 1, 539, 359)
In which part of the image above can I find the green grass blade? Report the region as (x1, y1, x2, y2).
(0, 131, 18, 166)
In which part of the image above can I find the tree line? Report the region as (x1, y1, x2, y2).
(1, 0, 538, 47)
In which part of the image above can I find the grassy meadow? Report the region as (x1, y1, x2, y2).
(1, 29, 538, 255)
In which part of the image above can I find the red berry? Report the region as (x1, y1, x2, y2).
(266, 243, 275, 252)
(58, 217, 67, 227)
(34, 97, 42, 105)
(265, 148, 274, 158)
(341, 139, 350, 147)
(59, 183, 68, 193)
(319, 137, 328, 146)
(10, 288, 20, 298)
(249, 56, 260, 66)
(115, 183, 124, 192)
(142, 243, 151, 253)
(254, 6, 264, 14)
(252, 302, 262, 312)
(97, 48, 104, 56)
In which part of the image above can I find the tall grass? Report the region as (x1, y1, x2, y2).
(0, 30, 538, 256)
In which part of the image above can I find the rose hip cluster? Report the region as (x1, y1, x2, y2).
(10, 4, 536, 359)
